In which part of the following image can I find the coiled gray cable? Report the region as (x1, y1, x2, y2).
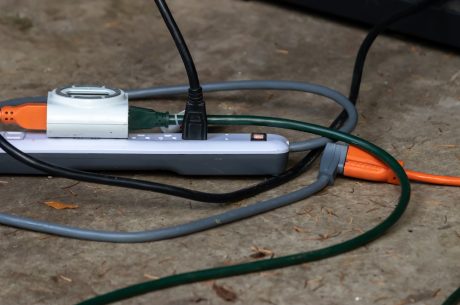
(0, 175, 329, 243)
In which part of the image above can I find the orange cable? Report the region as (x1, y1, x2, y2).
(343, 145, 460, 187)
(405, 169, 460, 187)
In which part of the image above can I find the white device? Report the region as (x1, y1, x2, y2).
(47, 85, 129, 139)
(0, 132, 290, 175)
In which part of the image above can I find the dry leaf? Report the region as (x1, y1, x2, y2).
(305, 230, 342, 241)
(250, 246, 274, 259)
(296, 207, 313, 216)
(44, 201, 79, 210)
(321, 207, 338, 217)
(293, 226, 307, 233)
(212, 282, 237, 302)
(432, 288, 441, 297)
(275, 48, 289, 55)
(316, 230, 341, 241)
(143, 273, 159, 280)
(59, 275, 72, 282)
(366, 207, 380, 213)
(304, 277, 323, 291)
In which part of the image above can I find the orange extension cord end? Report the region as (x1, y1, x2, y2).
(343, 145, 460, 187)
(0, 103, 47, 131)
(343, 145, 403, 184)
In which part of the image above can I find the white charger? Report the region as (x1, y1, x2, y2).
(46, 85, 129, 139)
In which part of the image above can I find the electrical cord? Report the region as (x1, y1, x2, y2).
(0, 168, 330, 242)
(0, 81, 356, 204)
(348, 0, 449, 104)
(443, 287, 460, 305)
(325, 0, 449, 155)
(75, 114, 411, 304)
(153, 0, 208, 140)
(405, 170, 460, 186)
(154, 0, 200, 91)
(340, 144, 460, 186)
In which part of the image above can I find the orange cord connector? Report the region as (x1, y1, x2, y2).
(343, 145, 460, 187)
(0, 104, 47, 131)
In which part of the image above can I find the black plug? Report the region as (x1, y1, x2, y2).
(154, 0, 208, 140)
(182, 87, 208, 140)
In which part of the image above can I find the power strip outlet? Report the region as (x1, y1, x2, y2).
(0, 132, 289, 175)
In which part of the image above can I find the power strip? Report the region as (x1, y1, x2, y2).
(0, 132, 289, 175)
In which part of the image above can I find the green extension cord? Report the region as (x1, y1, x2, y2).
(78, 114, 411, 305)
(128, 106, 170, 130)
(443, 287, 460, 305)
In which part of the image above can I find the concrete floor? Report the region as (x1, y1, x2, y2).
(0, 0, 459, 304)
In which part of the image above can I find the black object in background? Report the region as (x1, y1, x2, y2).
(279, 0, 460, 49)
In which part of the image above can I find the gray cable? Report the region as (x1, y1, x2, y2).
(1, 80, 358, 152)
(0, 175, 329, 243)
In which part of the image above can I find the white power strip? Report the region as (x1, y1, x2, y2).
(0, 132, 290, 175)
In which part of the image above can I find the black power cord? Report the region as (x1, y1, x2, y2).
(348, 0, 450, 103)
(154, 0, 200, 90)
(154, 0, 208, 140)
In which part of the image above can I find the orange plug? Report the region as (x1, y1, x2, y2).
(343, 145, 403, 184)
(0, 103, 47, 130)
(343, 145, 460, 187)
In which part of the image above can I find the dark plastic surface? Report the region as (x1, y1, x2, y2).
(278, 0, 460, 49)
